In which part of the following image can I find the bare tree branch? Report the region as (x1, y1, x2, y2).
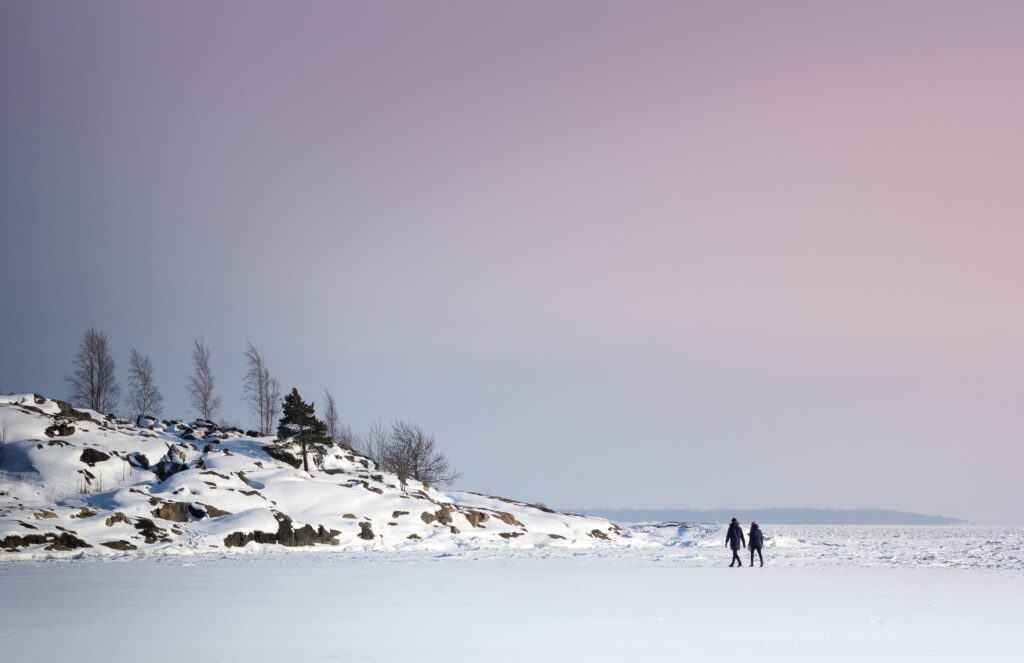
(368, 420, 462, 488)
(187, 337, 221, 420)
(66, 328, 121, 413)
(322, 389, 353, 447)
(243, 342, 280, 435)
(127, 348, 163, 420)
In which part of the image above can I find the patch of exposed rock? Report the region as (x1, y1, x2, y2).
(223, 513, 340, 548)
(79, 448, 111, 466)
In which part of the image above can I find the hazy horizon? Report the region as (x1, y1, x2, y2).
(2, 2, 1023, 524)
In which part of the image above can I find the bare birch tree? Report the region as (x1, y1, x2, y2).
(127, 348, 163, 419)
(362, 420, 389, 467)
(66, 328, 121, 413)
(187, 337, 221, 420)
(322, 389, 353, 447)
(370, 420, 461, 487)
(243, 342, 280, 436)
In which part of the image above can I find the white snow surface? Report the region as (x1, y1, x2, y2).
(4, 395, 1024, 660)
(2, 550, 1022, 662)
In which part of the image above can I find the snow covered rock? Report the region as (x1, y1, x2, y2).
(0, 394, 626, 558)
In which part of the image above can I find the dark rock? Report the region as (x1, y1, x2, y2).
(548, 534, 566, 540)
(222, 512, 339, 548)
(71, 507, 98, 519)
(263, 445, 301, 468)
(1, 531, 91, 551)
(2, 534, 47, 550)
(392, 511, 410, 518)
(134, 518, 170, 544)
(105, 512, 132, 527)
(151, 447, 187, 480)
(421, 505, 454, 525)
(126, 452, 150, 469)
(79, 448, 111, 466)
(101, 540, 137, 551)
(498, 532, 523, 539)
(463, 511, 489, 528)
(136, 415, 158, 429)
(48, 532, 91, 551)
(245, 430, 261, 438)
(493, 511, 524, 527)
(199, 503, 233, 518)
(358, 522, 375, 540)
(45, 421, 76, 437)
(152, 502, 191, 523)
(407, 533, 421, 540)
(588, 529, 609, 541)
(53, 399, 101, 423)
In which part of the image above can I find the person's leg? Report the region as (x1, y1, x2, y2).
(757, 547, 763, 566)
(750, 548, 754, 566)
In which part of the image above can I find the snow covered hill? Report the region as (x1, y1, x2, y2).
(0, 394, 623, 559)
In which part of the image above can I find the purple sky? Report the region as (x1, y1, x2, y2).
(2, 2, 1023, 522)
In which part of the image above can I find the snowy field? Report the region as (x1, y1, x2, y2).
(3, 526, 1023, 662)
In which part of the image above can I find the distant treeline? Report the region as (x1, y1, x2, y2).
(576, 508, 967, 525)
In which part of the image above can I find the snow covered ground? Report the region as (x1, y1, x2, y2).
(4, 395, 1023, 659)
(2, 538, 1023, 662)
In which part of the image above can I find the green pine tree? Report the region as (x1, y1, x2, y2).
(277, 388, 327, 472)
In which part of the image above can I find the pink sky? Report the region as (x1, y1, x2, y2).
(2, 1, 1023, 521)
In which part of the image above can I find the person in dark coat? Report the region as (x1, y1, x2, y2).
(725, 517, 746, 567)
(748, 521, 764, 567)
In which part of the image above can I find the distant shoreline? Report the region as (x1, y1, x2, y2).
(573, 507, 967, 526)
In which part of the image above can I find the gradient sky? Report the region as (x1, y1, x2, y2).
(2, 1, 1022, 523)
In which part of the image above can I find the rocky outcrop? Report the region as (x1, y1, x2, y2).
(133, 518, 171, 544)
(105, 512, 132, 527)
(198, 503, 232, 518)
(151, 502, 190, 523)
(463, 510, 489, 528)
(420, 506, 453, 525)
(262, 445, 301, 469)
(45, 420, 76, 437)
(79, 448, 111, 466)
(100, 540, 137, 551)
(125, 452, 150, 469)
(223, 513, 340, 548)
(151, 447, 188, 480)
(1, 531, 91, 552)
(493, 511, 524, 527)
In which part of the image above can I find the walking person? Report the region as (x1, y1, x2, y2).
(725, 517, 745, 567)
(748, 521, 764, 567)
